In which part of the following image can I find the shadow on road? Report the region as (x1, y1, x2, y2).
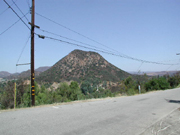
(165, 99, 180, 104)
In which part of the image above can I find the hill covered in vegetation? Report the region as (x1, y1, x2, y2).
(37, 49, 138, 83)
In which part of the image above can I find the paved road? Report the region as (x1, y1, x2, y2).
(0, 88, 180, 135)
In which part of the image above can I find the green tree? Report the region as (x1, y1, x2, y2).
(35, 81, 40, 95)
(0, 81, 14, 109)
(81, 81, 92, 95)
(58, 82, 70, 97)
(144, 79, 159, 91)
(69, 81, 82, 100)
(40, 85, 46, 93)
(124, 76, 136, 89)
(70, 81, 79, 90)
(144, 77, 170, 91)
(157, 77, 170, 90)
(21, 85, 31, 107)
(102, 81, 107, 88)
(168, 73, 180, 88)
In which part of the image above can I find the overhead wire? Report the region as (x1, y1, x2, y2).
(39, 34, 179, 66)
(36, 12, 177, 65)
(38, 28, 117, 54)
(0, 7, 9, 16)
(11, 0, 29, 22)
(36, 12, 131, 58)
(2, 0, 31, 71)
(166, 65, 173, 72)
(16, 34, 30, 65)
(137, 62, 144, 74)
(3, 0, 30, 30)
(0, 0, 18, 16)
(4, 2, 179, 67)
(26, 0, 30, 9)
(0, 12, 29, 36)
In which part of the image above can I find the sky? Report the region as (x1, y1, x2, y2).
(1, 0, 180, 74)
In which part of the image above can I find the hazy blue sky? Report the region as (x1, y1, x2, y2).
(1, 0, 180, 73)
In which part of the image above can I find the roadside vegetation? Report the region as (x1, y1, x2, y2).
(0, 72, 180, 110)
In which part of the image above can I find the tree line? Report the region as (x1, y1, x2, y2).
(0, 80, 114, 109)
(0, 72, 180, 109)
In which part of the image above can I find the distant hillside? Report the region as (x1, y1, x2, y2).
(0, 71, 11, 78)
(129, 71, 178, 76)
(146, 71, 178, 76)
(36, 50, 140, 83)
(35, 66, 51, 72)
(4, 66, 51, 80)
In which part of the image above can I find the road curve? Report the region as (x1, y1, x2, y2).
(0, 88, 180, 135)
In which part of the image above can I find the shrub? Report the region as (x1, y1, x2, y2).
(127, 88, 136, 96)
(81, 81, 93, 95)
(145, 77, 170, 91)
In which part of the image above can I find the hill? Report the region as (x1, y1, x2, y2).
(4, 66, 51, 80)
(35, 66, 51, 72)
(36, 50, 138, 83)
(129, 71, 178, 76)
(0, 71, 12, 78)
(146, 71, 178, 76)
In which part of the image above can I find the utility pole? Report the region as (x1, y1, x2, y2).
(31, 0, 35, 106)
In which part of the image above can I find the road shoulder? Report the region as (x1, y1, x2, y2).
(140, 108, 180, 135)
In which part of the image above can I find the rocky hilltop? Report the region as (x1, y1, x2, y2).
(37, 49, 133, 83)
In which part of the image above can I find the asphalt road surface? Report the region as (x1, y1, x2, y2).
(0, 88, 180, 135)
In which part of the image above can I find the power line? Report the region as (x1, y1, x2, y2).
(36, 12, 155, 61)
(166, 65, 173, 72)
(37, 12, 174, 64)
(137, 62, 144, 73)
(0, 7, 9, 16)
(0, 6, 10, 16)
(26, 0, 30, 9)
(3, 0, 30, 30)
(16, 34, 30, 65)
(0, 12, 29, 36)
(0, 0, 18, 16)
(36, 12, 131, 58)
(4, 4, 177, 66)
(39, 34, 179, 66)
(11, 0, 29, 22)
(38, 28, 116, 54)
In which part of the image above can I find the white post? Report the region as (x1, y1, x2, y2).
(138, 85, 141, 94)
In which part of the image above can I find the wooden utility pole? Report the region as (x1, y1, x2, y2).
(31, 0, 35, 106)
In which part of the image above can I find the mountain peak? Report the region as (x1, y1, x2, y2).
(68, 49, 100, 60)
(37, 49, 132, 83)
(71, 49, 98, 54)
